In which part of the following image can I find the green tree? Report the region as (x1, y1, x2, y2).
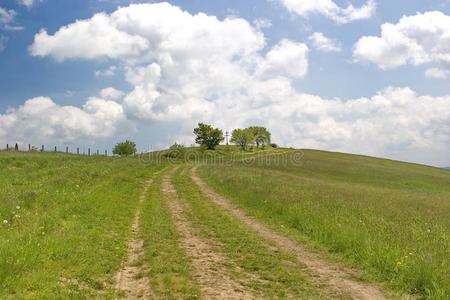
(112, 140, 137, 156)
(193, 123, 224, 150)
(231, 128, 255, 151)
(248, 126, 271, 148)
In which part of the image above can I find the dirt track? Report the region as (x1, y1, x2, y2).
(191, 165, 388, 300)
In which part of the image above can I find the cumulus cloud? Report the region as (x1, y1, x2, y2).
(253, 18, 272, 30)
(278, 0, 376, 24)
(353, 11, 450, 77)
(95, 65, 117, 77)
(0, 96, 132, 145)
(308, 32, 341, 52)
(425, 68, 449, 79)
(257, 39, 309, 78)
(0, 7, 15, 27)
(20, 0, 43, 8)
(100, 87, 125, 100)
(21, 3, 450, 165)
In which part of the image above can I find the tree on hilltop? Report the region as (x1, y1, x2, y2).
(248, 126, 271, 148)
(193, 123, 224, 150)
(113, 140, 137, 156)
(231, 128, 255, 151)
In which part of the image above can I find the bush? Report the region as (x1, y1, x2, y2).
(270, 143, 278, 148)
(112, 140, 137, 157)
(193, 123, 224, 150)
(164, 143, 185, 159)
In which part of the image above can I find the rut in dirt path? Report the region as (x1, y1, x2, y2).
(162, 167, 261, 300)
(191, 166, 389, 300)
(115, 179, 154, 300)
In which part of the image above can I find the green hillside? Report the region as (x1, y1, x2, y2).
(199, 149, 450, 299)
(0, 149, 448, 299)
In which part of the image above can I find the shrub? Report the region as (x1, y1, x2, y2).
(112, 140, 137, 157)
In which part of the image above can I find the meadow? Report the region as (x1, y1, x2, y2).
(0, 151, 164, 299)
(1, 148, 448, 299)
(198, 150, 450, 299)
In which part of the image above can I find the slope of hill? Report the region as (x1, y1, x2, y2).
(198, 149, 450, 299)
(1, 149, 448, 299)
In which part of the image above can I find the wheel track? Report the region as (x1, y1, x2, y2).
(162, 167, 261, 300)
(191, 165, 389, 300)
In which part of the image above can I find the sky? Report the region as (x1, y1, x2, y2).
(0, 0, 449, 167)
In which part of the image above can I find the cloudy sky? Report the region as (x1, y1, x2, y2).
(0, 0, 449, 166)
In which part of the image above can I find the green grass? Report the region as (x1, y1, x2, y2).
(139, 166, 201, 299)
(0, 151, 162, 299)
(171, 166, 345, 299)
(198, 150, 450, 299)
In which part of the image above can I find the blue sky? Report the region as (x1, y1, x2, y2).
(0, 0, 449, 166)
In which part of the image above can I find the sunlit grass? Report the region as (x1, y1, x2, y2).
(0, 151, 160, 299)
(198, 150, 450, 299)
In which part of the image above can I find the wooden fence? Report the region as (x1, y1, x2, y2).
(3, 143, 109, 156)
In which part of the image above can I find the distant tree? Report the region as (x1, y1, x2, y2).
(113, 140, 137, 156)
(164, 142, 185, 159)
(248, 126, 271, 148)
(193, 123, 224, 150)
(270, 143, 278, 148)
(231, 128, 255, 151)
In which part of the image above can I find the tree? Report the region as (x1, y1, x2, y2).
(193, 123, 224, 150)
(231, 128, 255, 151)
(113, 140, 137, 156)
(248, 126, 271, 148)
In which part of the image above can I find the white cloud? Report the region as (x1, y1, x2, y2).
(353, 11, 450, 76)
(425, 68, 449, 79)
(0, 96, 132, 145)
(100, 87, 125, 100)
(0, 7, 15, 27)
(20, 0, 44, 8)
(308, 32, 341, 52)
(22, 3, 450, 166)
(278, 0, 376, 24)
(253, 18, 272, 30)
(95, 65, 117, 77)
(29, 13, 150, 62)
(257, 39, 309, 78)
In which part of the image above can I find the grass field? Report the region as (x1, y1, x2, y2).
(0, 151, 163, 299)
(198, 149, 450, 299)
(1, 148, 448, 299)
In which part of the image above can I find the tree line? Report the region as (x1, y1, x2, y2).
(112, 123, 275, 156)
(194, 123, 273, 151)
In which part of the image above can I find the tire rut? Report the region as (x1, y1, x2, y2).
(115, 178, 154, 299)
(162, 167, 261, 300)
(191, 166, 389, 300)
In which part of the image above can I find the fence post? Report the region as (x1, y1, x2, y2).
(88, 148, 90, 156)
(77, 148, 79, 155)
(6, 144, 9, 151)
(54, 146, 57, 152)
(66, 146, 68, 153)
(105, 150, 107, 156)
(42, 145, 44, 152)
(29, 144, 31, 152)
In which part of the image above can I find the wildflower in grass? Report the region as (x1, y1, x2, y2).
(3, 220, 8, 224)
(16, 206, 20, 209)
(396, 261, 402, 265)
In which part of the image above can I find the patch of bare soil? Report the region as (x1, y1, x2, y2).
(162, 167, 261, 300)
(115, 178, 154, 299)
(191, 166, 389, 300)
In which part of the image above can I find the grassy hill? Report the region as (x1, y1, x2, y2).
(0, 148, 448, 299)
(199, 149, 450, 299)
